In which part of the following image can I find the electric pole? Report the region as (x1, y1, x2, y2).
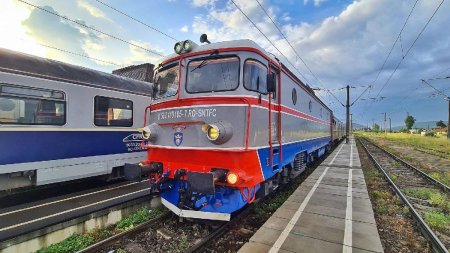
(384, 112, 387, 136)
(346, 85, 350, 143)
(421, 79, 450, 140)
(389, 117, 392, 133)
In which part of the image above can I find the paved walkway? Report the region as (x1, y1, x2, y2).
(239, 137, 383, 253)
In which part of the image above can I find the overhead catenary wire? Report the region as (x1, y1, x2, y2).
(229, 0, 312, 86)
(93, 0, 179, 42)
(370, 0, 420, 85)
(351, 85, 372, 106)
(35, 42, 124, 67)
(421, 79, 449, 100)
(254, 0, 324, 88)
(18, 0, 164, 57)
(374, 0, 445, 99)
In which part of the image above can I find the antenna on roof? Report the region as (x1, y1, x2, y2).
(200, 34, 211, 44)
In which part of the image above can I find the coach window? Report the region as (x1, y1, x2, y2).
(0, 84, 65, 125)
(244, 59, 267, 94)
(94, 96, 133, 127)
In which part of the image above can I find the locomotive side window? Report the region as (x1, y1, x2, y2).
(270, 65, 279, 100)
(94, 96, 133, 127)
(292, 88, 297, 105)
(186, 56, 239, 93)
(153, 62, 178, 99)
(0, 84, 65, 125)
(244, 59, 267, 94)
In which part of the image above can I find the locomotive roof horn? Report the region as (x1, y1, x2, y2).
(200, 34, 211, 44)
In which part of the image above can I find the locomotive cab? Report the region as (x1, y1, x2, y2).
(127, 35, 332, 220)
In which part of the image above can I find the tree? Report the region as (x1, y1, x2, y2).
(436, 120, 447, 128)
(373, 123, 380, 132)
(405, 115, 416, 130)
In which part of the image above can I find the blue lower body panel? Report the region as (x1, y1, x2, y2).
(160, 180, 258, 216)
(258, 136, 331, 180)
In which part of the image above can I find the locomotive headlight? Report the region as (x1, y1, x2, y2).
(204, 121, 233, 144)
(174, 42, 183, 54)
(226, 172, 239, 185)
(183, 40, 191, 51)
(139, 123, 160, 141)
(207, 124, 220, 141)
(139, 126, 152, 140)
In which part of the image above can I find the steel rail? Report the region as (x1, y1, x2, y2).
(359, 138, 448, 253)
(363, 137, 449, 193)
(77, 212, 171, 253)
(183, 205, 254, 253)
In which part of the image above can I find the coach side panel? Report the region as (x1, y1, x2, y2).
(0, 71, 150, 189)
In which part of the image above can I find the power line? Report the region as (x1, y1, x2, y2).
(230, 0, 312, 86)
(421, 79, 449, 100)
(351, 85, 372, 106)
(18, 0, 164, 57)
(93, 0, 178, 42)
(371, 0, 420, 84)
(36, 41, 124, 67)
(373, 0, 445, 99)
(254, 0, 323, 87)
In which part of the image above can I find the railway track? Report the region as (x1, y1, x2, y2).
(76, 194, 258, 253)
(359, 137, 449, 253)
(0, 180, 152, 242)
(76, 141, 342, 253)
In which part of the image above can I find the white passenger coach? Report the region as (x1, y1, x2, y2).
(0, 48, 153, 192)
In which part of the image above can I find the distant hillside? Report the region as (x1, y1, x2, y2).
(391, 120, 448, 131)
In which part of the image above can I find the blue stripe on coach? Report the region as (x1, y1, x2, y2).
(0, 131, 142, 165)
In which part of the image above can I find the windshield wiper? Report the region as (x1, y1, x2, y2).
(190, 50, 219, 72)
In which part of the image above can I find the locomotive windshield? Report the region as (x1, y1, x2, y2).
(153, 62, 179, 99)
(186, 56, 239, 93)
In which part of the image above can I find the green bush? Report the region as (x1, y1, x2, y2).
(425, 132, 435, 137)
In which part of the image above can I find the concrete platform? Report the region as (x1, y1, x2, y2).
(239, 137, 383, 253)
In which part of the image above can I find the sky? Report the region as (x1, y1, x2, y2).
(1, 0, 449, 128)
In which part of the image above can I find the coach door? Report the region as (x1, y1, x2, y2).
(268, 65, 281, 167)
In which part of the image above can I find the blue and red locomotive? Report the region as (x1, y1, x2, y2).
(126, 35, 345, 220)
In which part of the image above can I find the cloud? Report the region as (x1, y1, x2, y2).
(77, 0, 109, 20)
(21, 5, 97, 65)
(191, 0, 450, 124)
(180, 25, 189, 33)
(122, 40, 164, 67)
(192, 0, 217, 7)
(314, 0, 327, 7)
(304, 0, 328, 7)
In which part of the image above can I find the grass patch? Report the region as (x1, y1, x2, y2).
(36, 234, 95, 253)
(403, 188, 440, 200)
(177, 236, 190, 251)
(117, 207, 150, 231)
(355, 132, 450, 159)
(403, 188, 449, 211)
(424, 211, 450, 231)
(36, 205, 167, 253)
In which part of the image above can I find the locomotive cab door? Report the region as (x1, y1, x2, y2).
(268, 65, 281, 168)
